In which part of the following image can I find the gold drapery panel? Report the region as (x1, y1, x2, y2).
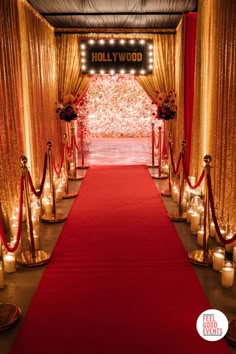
(0, 0, 24, 225)
(19, 0, 61, 184)
(56, 34, 90, 98)
(169, 18, 184, 156)
(136, 34, 176, 104)
(191, 0, 236, 223)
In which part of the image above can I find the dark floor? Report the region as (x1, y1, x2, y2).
(0, 138, 236, 354)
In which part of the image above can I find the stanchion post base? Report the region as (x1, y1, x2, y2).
(16, 250, 51, 267)
(40, 212, 67, 224)
(77, 165, 89, 169)
(168, 211, 186, 222)
(63, 192, 78, 199)
(68, 174, 84, 181)
(161, 190, 171, 197)
(188, 249, 213, 266)
(147, 164, 158, 168)
(151, 173, 168, 180)
(0, 303, 21, 331)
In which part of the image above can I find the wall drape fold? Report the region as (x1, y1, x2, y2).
(0, 0, 24, 224)
(19, 0, 61, 183)
(183, 13, 197, 175)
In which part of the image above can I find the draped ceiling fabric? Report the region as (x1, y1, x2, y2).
(26, 0, 198, 30)
(191, 0, 236, 223)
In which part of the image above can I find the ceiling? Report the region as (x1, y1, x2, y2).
(26, 0, 198, 33)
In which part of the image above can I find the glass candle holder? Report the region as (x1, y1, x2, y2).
(186, 207, 194, 223)
(190, 212, 200, 234)
(212, 247, 225, 271)
(221, 260, 235, 288)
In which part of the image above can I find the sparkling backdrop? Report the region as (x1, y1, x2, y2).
(84, 75, 157, 138)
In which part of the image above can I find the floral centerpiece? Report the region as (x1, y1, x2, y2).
(156, 89, 177, 120)
(56, 92, 79, 122)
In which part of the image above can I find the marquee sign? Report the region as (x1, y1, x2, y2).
(80, 39, 153, 75)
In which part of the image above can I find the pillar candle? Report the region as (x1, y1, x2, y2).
(221, 261, 235, 288)
(3, 252, 16, 273)
(186, 208, 194, 223)
(212, 248, 225, 271)
(197, 229, 209, 247)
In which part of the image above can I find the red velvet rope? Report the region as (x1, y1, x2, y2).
(28, 152, 48, 197)
(0, 175, 24, 253)
(169, 141, 182, 175)
(53, 143, 65, 176)
(183, 158, 205, 189)
(207, 173, 236, 244)
(66, 144, 72, 159)
(73, 134, 80, 151)
(66, 137, 74, 159)
(153, 134, 159, 149)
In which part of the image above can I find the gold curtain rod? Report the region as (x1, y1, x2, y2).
(54, 28, 176, 35)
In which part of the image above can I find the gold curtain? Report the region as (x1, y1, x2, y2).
(56, 34, 90, 97)
(0, 0, 25, 225)
(169, 18, 185, 155)
(136, 34, 175, 102)
(19, 0, 61, 183)
(191, 0, 236, 223)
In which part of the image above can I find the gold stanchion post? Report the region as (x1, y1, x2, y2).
(168, 140, 186, 222)
(77, 121, 89, 170)
(161, 132, 172, 197)
(188, 155, 213, 266)
(147, 122, 158, 168)
(41, 142, 67, 224)
(63, 133, 78, 199)
(151, 126, 168, 179)
(68, 127, 84, 180)
(17, 156, 50, 266)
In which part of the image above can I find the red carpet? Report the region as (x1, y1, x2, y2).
(10, 166, 231, 354)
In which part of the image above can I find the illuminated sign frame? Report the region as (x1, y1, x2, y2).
(80, 39, 153, 75)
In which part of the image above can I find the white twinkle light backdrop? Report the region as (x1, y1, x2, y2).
(84, 75, 157, 138)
